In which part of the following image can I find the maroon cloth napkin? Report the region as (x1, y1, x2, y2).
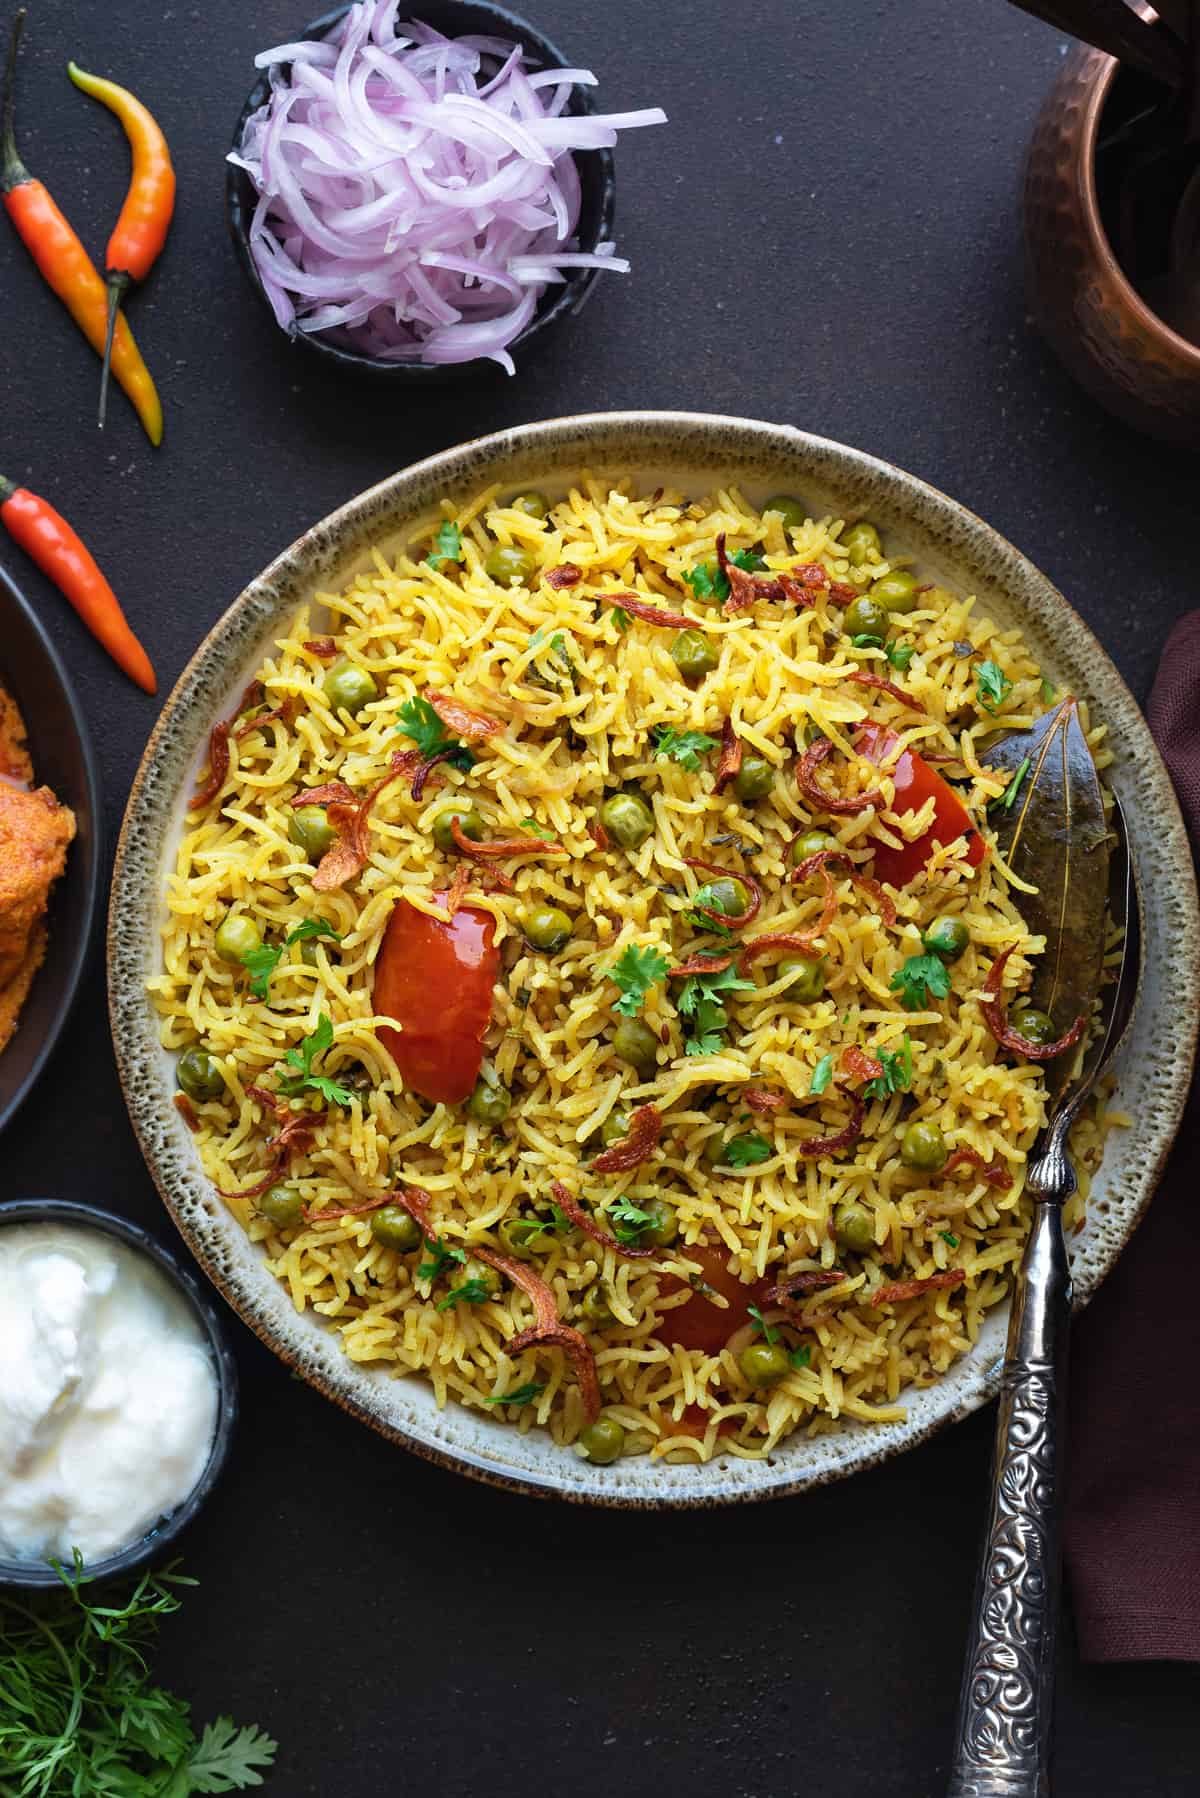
(1064, 611, 1200, 1662)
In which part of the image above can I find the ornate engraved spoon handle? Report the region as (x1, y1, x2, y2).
(946, 1180, 1073, 1798)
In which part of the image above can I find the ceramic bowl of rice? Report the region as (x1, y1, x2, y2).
(109, 411, 1198, 1505)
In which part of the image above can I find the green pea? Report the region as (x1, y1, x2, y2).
(870, 570, 920, 614)
(762, 495, 807, 534)
(259, 1184, 304, 1228)
(520, 905, 573, 953)
(484, 543, 536, 585)
(175, 1047, 225, 1103)
(1009, 1006, 1059, 1049)
(843, 595, 891, 641)
(777, 954, 827, 1001)
(693, 876, 750, 920)
(578, 1415, 625, 1464)
(599, 1110, 630, 1147)
(790, 829, 838, 866)
(738, 1341, 790, 1387)
(466, 1078, 511, 1126)
(669, 629, 718, 682)
(841, 521, 882, 563)
(498, 1217, 540, 1257)
(454, 1256, 502, 1298)
(638, 1196, 678, 1248)
(300, 940, 323, 967)
(612, 1017, 659, 1077)
(509, 490, 549, 520)
(580, 1284, 615, 1326)
(733, 754, 775, 802)
(923, 917, 970, 963)
(900, 1120, 948, 1172)
(370, 1205, 423, 1252)
(835, 1203, 875, 1254)
(214, 912, 262, 965)
(288, 805, 336, 863)
(322, 656, 378, 717)
(432, 805, 483, 853)
(600, 792, 654, 851)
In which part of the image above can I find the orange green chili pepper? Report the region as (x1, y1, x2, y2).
(0, 11, 163, 446)
(0, 472, 156, 693)
(67, 58, 175, 431)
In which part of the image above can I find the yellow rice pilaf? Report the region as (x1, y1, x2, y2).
(149, 477, 1120, 1464)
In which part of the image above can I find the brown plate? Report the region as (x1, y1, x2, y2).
(108, 412, 1199, 1506)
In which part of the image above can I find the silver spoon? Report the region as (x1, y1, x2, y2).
(946, 793, 1141, 1798)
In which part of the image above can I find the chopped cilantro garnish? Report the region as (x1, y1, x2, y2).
(276, 1014, 354, 1107)
(976, 659, 1013, 714)
(436, 1278, 492, 1311)
(609, 1195, 659, 1245)
(788, 1344, 812, 1370)
(241, 917, 342, 1000)
(809, 1052, 834, 1095)
(610, 605, 632, 633)
(426, 520, 464, 569)
(747, 1303, 779, 1343)
(652, 726, 720, 772)
(676, 959, 755, 1056)
(862, 1034, 914, 1101)
(730, 548, 766, 571)
(396, 695, 475, 770)
(725, 1131, 772, 1168)
(417, 1240, 467, 1284)
(886, 642, 915, 671)
(889, 954, 952, 1013)
(989, 755, 1031, 815)
(609, 943, 671, 1018)
(940, 1230, 960, 1248)
(684, 560, 730, 604)
(850, 632, 885, 649)
(484, 1381, 545, 1407)
(519, 816, 556, 841)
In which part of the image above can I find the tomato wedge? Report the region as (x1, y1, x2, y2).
(858, 723, 986, 888)
(374, 893, 498, 1104)
(654, 1241, 769, 1353)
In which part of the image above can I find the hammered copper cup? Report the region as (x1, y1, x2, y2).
(1025, 43, 1200, 443)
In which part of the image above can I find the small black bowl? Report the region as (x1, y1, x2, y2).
(0, 1200, 239, 1589)
(226, 0, 617, 380)
(0, 566, 101, 1137)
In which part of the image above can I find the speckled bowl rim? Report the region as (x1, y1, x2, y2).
(108, 411, 1199, 1509)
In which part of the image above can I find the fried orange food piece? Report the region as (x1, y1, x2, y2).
(0, 780, 75, 1049)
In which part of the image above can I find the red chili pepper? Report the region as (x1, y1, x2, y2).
(67, 58, 175, 430)
(0, 473, 155, 691)
(858, 723, 986, 887)
(1, 13, 163, 445)
(374, 893, 498, 1104)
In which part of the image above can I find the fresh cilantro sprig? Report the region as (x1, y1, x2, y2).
(396, 695, 475, 770)
(809, 1052, 835, 1095)
(484, 1382, 545, 1407)
(417, 1240, 467, 1284)
(976, 659, 1013, 714)
(277, 1013, 354, 1107)
(886, 642, 915, 671)
(850, 632, 885, 649)
(241, 918, 342, 1001)
(426, 520, 464, 569)
(437, 1278, 493, 1311)
(0, 1553, 277, 1795)
(862, 1034, 914, 1101)
(652, 726, 720, 772)
(730, 547, 765, 572)
(725, 1131, 772, 1168)
(609, 1195, 660, 1245)
(609, 943, 671, 1018)
(510, 1204, 570, 1247)
(989, 755, 1031, 815)
(889, 953, 952, 1013)
(676, 959, 756, 1056)
(788, 1344, 812, 1370)
(684, 561, 730, 604)
(747, 1303, 779, 1343)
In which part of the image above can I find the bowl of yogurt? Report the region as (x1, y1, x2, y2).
(0, 1200, 238, 1588)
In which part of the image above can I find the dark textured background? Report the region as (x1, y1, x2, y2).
(3, 1, 1198, 1792)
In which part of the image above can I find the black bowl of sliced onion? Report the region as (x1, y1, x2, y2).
(226, 0, 665, 378)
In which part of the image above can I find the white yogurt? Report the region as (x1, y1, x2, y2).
(0, 1223, 219, 1564)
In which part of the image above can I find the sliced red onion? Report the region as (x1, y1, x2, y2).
(232, 0, 665, 369)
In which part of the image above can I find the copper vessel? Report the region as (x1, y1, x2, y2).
(1025, 44, 1200, 443)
